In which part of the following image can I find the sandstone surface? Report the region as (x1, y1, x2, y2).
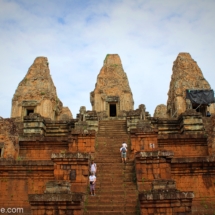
(0, 117, 19, 159)
(90, 54, 134, 115)
(167, 53, 211, 117)
(60, 107, 73, 120)
(154, 104, 168, 118)
(11, 57, 71, 120)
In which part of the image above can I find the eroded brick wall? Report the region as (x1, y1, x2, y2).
(0, 160, 54, 215)
(158, 134, 208, 157)
(131, 133, 158, 153)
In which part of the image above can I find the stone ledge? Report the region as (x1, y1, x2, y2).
(19, 136, 72, 141)
(158, 133, 207, 139)
(51, 152, 89, 160)
(172, 156, 215, 163)
(139, 190, 194, 201)
(28, 193, 84, 202)
(136, 150, 174, 159)
(0, 159, 53, 165)
(152, 179, 176, 190)
(44, 181, 71, 194)
(157, 119, 178, 124)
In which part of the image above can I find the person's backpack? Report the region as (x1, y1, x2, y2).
(121, 147, 126, 153)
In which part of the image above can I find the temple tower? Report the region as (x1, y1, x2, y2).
(154, 53, 214, 118)
(167, 53, 212, 117)
(90, 54, 134, 117)
(11, 57, 72, 120)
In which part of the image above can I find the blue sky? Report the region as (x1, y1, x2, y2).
(1, 0, 215, 118)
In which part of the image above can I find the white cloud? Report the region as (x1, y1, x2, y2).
(0, 0, 215, 118)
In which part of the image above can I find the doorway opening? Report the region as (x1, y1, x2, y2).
(192, 104, 207, 116)
(110, 104, 117, 117)
(26, 109, 34, 116)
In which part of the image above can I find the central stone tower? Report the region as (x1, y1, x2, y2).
(90, 54, 134, 117)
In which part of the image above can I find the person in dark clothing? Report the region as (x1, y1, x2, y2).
(206, 111, 211, 117)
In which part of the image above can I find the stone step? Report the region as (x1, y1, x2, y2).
(95, 160, 131, 163)
(99, 125, 127, 128)
(98, 131, 127, 133)
(94, 187, 137, 192)
(95, 145, 129, 148)
(99, 120, 126, 122)
(87, 200, 137, 206)
(87, 195, 137, 201)
(95, 179, 134, 184)
(85, 211, 137, 215)
(98, 133, 127, 135)
(98, 128, 127, 131)
(95, 172, 134, 176)
(95, 151, 131, 155)
(95, 190, 138, 195)
(94, 153, 123, 156)
(96, 137, 129, 140)
(45, 133, 68, 136)
(98, 128, 127, 130)
(96, 172, 134, 176)
(96, 162, 133, 166)
(95, 164, 133, 168)
(95, 149, 130, 152)
(85, 205, 137, 212)
(97, 135, 129, 137)
(87, 197, 137, 203)
(96, 181, 135, 186)
(87, 203, 137, 209)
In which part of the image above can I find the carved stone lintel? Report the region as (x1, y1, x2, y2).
(106, 96, 119, 102)
(22, 100, 37, 107)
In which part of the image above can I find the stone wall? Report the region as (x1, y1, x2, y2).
(131, 111, 215, 214)
(0, 160, 54, 215)
(0, 153, 89, 215)
(51, 153, 89, 193)
(0, 117, 19, 159)
(17, 114, 95, 160)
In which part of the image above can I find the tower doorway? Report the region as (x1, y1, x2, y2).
(26, 109, 34, 116)
(109, 104, 117, 117)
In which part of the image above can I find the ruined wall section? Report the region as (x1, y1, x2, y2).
(0, 117, 19, 159)
(167, 53, 211, 117)
(90, 54, 134, 113)
(154, 104, 168, 118)
(60, 107, 73, 120)
(11, 57, 72, 120)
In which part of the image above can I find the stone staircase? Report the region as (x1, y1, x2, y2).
(84, 120, 139, 215)
(45, 122, 69, 136)
(97, 120, 128, 136)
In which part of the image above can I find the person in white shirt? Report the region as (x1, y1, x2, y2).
(89, 172, 96, 196)
(122, 142, 127, 148)
(120, 146, 127, 164)
(90, 160, 97, 175)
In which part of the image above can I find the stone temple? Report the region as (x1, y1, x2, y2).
(1, 53, 215, 215)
